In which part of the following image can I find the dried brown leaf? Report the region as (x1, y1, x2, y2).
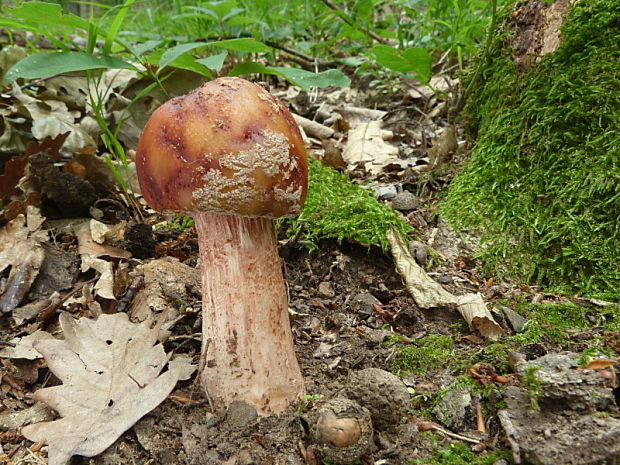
(21, 312, 192, 465)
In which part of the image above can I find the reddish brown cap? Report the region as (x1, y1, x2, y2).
(136, 77, 307, 218)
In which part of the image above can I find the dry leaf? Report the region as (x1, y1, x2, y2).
(0, 215, 47, 313)
(455, 293, 503, 341)
(579, 359, 618, 371)
(21, 312, 192, 465)
(0, 331, 54, 360)
(387, 228, 502, 340)
(342, 121, 399, 174)
(387, 228, 455, 308)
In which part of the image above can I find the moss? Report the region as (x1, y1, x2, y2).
(411, 442, 513, 465)
(442, 0, 620, 300)
(278, 158, 413, 251)
(522, 365, 542, 411)
(391, 334, 454, 375)
(506, 301, 620, 344)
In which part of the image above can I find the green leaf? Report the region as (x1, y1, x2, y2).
(104, 0, 135, 55)
(401, 47, 432, 82)
(229, 62, 350, 91)
(371, 45, 432, 82)
(159, 42, 207, 70)
(5, 1, 91, 30)
(5, 52, 137, 83)
(229, 61, 277, 76)
(211, 38, 270, 53)
(150, 49, 212, 79)
(196, 53, 228, 72)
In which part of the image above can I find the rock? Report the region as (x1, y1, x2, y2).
(432, 384, 472, 431)
(349, 292, 381, 316)
(515, 353, 616, 410)
(408, 241, 428, 266)
(374, 185, 399, 200)
(498, 352, 620, 465)
(317, 281, 336, 299)
(310, 398, 373, 465)
(345, 368, 411, 431)
(224, 400, 258, 429)
(502, 306, 528, 333)
(391, 191, 419, 211)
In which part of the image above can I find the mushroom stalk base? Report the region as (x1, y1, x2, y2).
(195, 213, 304, 415)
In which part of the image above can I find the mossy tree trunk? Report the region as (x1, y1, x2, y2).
(442, 0, 620, 299)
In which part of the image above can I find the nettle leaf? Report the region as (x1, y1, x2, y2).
(371, 44, 432, 82)
(196, 52, 228, 72)
(229, 62, 350, 91)
(5, 52, 137, 83)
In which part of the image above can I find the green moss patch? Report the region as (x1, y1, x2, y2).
(278, 158, 413, 251)
(442, 0, 620, 299)
(411, 442, 512, 465)
(391, 334, 454, 375)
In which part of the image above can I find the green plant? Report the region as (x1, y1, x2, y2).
(442, 0, 620, 299)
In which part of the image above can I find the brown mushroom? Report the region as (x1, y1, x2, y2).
(135, 77, 307, 415)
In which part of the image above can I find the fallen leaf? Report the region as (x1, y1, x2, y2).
(387, 228, 455, 307)
(21, 312, 191, 465)
(0, 215, 47, 313)
(0, 331, 54, 360)
(342, 121, 399, 174)
(579, 359, 618, 371)
(456, 293, 503, 341)
(387, 228, 502, 340)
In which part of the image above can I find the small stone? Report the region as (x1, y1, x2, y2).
(502, 307, 528, 333)
(391, 191, 419, 211)
(224, 400, 257, 429)
(318, 281, 336, 299)
(374, 185, 399, 200)
(349, 292, 381, 315)
(409, 241, 428, 266)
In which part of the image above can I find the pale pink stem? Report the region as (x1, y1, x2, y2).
(194, 213, 305, 415)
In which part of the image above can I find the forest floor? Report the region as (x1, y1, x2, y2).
(0, 69, 619, 465)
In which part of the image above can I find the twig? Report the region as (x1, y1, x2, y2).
(320, 0, 388, 44)
(417, 421, 482, 444)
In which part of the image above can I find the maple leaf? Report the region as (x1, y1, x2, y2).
(22, 312, 192, 465)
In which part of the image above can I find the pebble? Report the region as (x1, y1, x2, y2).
(350, 292, 381, 315)
(408, 241, 428, 266)
(374, 185, 399, 200)
(502, 307, 528, 333)
(391, 191, 419, 211)
(317, 281, 336, 299)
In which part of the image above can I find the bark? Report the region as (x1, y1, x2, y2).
(195, 213, 304, 415)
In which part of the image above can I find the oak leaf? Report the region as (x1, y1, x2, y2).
(22, 312, 191, 465)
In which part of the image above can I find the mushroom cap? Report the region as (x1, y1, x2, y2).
(136, 77, 307, 218)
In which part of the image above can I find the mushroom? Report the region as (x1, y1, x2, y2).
(135, 77, 307, 415)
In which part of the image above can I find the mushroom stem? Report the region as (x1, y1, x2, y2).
(195, 213, 305, 415)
